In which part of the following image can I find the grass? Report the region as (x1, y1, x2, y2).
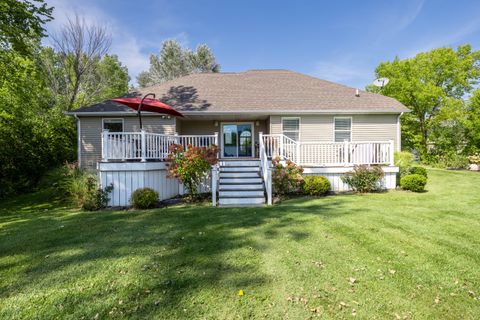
(0, 168, 479, 319)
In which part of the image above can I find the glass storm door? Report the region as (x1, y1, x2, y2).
(222, 123, 253, 158)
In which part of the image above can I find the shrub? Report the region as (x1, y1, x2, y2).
(467, 153, 480, 164)
(168, 144, 218, 197)
(81, 176, 114, 211)
(409, 166, 428, 178)
(271, 156, 304, 195)
(400, 174, 427, 192)
(394, 151, 414, 168)
(341, 165, 384, 193)
(54, 162, 113, 210)
(437, 152, 469, 170)
(131, 188, 159, 209)
(302, 176, 330, 196)
(394, 151, 415, 185)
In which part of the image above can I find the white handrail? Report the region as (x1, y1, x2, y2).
(262, 134, 394, 166)
(259, 132, 272, 205)
(102, 132, 217, 161)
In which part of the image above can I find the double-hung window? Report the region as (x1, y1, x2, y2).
(282, 117, 300, 141)
(334, 117, 352, 142)
(103, 118, 123, 132)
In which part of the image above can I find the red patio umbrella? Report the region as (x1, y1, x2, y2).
(111, 93, 183, 129)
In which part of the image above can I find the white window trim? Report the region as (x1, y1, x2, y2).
(281, 116, 301, 141)
(333, 116, 352, 142)
(102, 118, 124, 132)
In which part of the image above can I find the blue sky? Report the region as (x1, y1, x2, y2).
(45, 0, 480, 88)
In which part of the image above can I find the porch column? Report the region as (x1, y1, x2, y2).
(211, 165, 218, 207)
(389, 139, 395, 166)
(343, 140, 349, 166)
(141, 129, 147, 162)
(102, 129, 109, 162)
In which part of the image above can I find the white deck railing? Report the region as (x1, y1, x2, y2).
(102, 130, 218, 161)
(262, 134, 394, 166)
(259, 132, 273, 205)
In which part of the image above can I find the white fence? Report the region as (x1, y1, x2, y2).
(102, 130, 218, 162)
(261, 134, 394, 166)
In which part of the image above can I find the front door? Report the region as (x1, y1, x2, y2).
(222, 123, 253, 158)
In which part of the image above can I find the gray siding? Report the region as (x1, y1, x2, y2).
(270, 114, 399, 149)
(178, 120, 267, 146)
(79, 116, 175, 170)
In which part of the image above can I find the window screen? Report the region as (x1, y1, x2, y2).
(103, 119, 123, 132)
(282, 118, 300, 141)
(334, 117, 351, 142)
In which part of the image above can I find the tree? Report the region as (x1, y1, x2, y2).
(49, 13, 112, 110)
(465, 89, 480, 153)
(0, 0, 53, 55)
(368, 45, 480, 159)
(137, 40, 220, 87)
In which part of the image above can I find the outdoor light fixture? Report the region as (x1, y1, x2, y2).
(214, 121, 219, 127)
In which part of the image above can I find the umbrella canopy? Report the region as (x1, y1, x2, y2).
(111, 94, 183, 130)
(111, 97, 183, 118)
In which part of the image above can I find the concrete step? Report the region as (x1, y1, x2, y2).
(220, 160, 260, 167)
(220, 190, 264, 197)
(220, 177, 262, 184)
(220, 171, 260, 178)
(219, 184, 264, 191)
(220, 166, 259, 172)
(219, 197, 265, 206)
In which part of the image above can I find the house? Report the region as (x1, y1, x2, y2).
(67, 69, 409, 207)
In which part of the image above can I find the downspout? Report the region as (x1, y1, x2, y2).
(397, 112, 403, 152)
(74, 114, 81, 167)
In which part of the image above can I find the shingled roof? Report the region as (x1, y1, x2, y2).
(71, 70, 408, 114)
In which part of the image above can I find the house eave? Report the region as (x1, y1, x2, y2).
(66, 109, 408, 117)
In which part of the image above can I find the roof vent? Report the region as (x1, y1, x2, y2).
(355, 88, 360, 97)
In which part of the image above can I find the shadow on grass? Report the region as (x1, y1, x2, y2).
(0, 192, 361, 318)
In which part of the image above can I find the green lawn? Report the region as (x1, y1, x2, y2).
(0, 169, 479, 319)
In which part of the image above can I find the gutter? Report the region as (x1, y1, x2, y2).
(65, 109, 409, 117)
(74, 114, 81, 167)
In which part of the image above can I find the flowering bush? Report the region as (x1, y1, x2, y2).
(341, 165, 384, 193)
(271, 156, 304, 195)
(468, 153, 480, 164)
(167, 144, 218, 197)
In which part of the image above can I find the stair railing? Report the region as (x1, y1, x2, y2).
(259, 132, 272, 205)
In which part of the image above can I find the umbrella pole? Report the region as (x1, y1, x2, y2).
(138, 93, 156, 130)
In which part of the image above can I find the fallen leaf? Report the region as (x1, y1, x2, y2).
(434, 296, 440, 304)
(349, 277, 357, 284)
(238, 289, 244, 296)
(389, 269, 396, 275)
(352, 308, 357, 316)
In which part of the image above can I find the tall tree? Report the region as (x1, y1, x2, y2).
(465, 89, 480, 152)
(49, 13, 112, 110)
(0, 0, 53, 55)
(137, 40, 220, 87)
(368, 45, 480, 158)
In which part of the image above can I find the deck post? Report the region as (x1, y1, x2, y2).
(141, 129, 147, 162)
(211, 165, 218, 207)
(389, 139, 395, 166)
(102, 129, 109, 162)
(280, 135, 284, 159)
(267, 167, 272, 205)
(296, 141, 300, 164)
(344, 139, 349, 167)
(214, 131, 219, 159)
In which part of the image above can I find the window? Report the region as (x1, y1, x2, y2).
(282, 117, 300, 141)
(103, 118, 123, 132)
(334, 117, 352, 142)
